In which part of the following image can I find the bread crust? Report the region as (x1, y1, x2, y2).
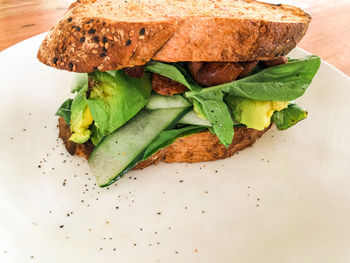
(58, 116, 270, 170)
(38, 0, 310, 72)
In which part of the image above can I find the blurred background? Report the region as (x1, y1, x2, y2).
(0, 0, 349, 74)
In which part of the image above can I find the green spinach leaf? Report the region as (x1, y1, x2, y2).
(190, 91, 234, 147)
(186, 55, 321, 101)
(55, 98, 73, 125)
(272, 103, 308, 130)
(71, 73, 88, 93)
(90, 124, 104, 146)
(145, 61, 201, 91)
(185, 56, 320, 146)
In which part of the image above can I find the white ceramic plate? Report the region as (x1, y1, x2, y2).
(1, 34, 350, 263)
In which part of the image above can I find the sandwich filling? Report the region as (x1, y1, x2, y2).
(56, 55, 320, 186)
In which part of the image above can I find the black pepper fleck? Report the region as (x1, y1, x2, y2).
(59, 225, 64, 228)
(88, 28, 96, 34)
(126, 39, 131, 46)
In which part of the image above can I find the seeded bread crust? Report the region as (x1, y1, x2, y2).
(38, 0, 310, 73)
(58, 116, 270, 169)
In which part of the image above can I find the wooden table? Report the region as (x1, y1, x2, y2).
(1, 0, 349, 75)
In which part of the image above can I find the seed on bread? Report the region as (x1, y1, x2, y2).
(72, 26, 80, 32)
(88, 28, 96, 34)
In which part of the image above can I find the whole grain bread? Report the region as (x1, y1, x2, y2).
(58, 116, 270, 169)
(38, 0, 310, 73)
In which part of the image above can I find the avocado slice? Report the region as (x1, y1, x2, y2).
(69, 85, 93, 143)
(86, 70, 152, 138)
(226, 96, 288, 130)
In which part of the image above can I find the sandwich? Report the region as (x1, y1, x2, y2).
(37, 0, 321, 187)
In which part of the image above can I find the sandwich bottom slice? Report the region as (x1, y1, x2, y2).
(58, 116, 270, 170)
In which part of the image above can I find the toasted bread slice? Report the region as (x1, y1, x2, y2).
(58, 116, 270, 169)
(38, 0, 310, 73)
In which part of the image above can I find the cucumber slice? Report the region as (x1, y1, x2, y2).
(145, 93, 191, 110)
(179, 110, 212, 126)
(179, 110, 241, 126)
(89, 107, 190, 187)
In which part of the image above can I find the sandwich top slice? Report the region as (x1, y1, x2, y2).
(38, 0, 310, 72)
(37, 0, 320, 187)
